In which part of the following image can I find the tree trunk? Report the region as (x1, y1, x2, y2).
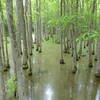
(16, 0, 28, 67)
(6, 0, 26, 99)
(0, 16, 6, 100)
(95, 39, 100, 77)
(60, 0, 65, 64)
(28, 0, 33, 55)
(88, 0, 97, 67)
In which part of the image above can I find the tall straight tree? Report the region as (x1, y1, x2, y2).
(27, 0, 33, 75)
(95, 39, 100, 77)
(36, 0, 42, 53)
(16, 0, 28, 68)
(71, 0, 79, 73)
(24, 0, 33, 74)
(88, 0, 97, 67)
(28, 0, 33, 55)
(6, 0, 26, 99)
(0, 16, 6, 100)
(60, 0, 65, 64)
(0, 0, 8, 71)
(95, 0, 100, 77)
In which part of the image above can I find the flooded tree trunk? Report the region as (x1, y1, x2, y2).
(24, 0, 32, 73)
(1, 0, 10, 69)
(72, 29, 77, 73)
(60, 0, 65, 64)
(95, 39, 100, 77)
(78, 40, 83, 58)
(78, 0, 84, 59)
(35, 0, 42, 53)
(71, 0, 79, 73)
(28, 0, 33, 55)
(16, 20, 22, 56)
(4, 29, 10, 69)
(0, 48, 6, 100)
(16, 0, 28, 67)
(6, 0, 26, 100)
(0, 1, 8, 71)
(0, 16, 6, 100)
(27, 0, 33, 75)
(88, 0, 97, 68)
(0, 17, 7, 72)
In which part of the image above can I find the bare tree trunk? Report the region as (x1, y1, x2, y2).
(95, 39, 100, 77)
(88, 0, 97, 68)
(6, 0, 26, 100)
(16, 0, 28, 67)
(0, 1, 8, 71)
(60, 0, 65, 64)
(71, 0, 79, 73)
(0, 17, 7, 72)
(28, 0, 33, 55)
(0, 16, 6, 100)
(36, 0, 39, 51)
(26, 0, 33, 75)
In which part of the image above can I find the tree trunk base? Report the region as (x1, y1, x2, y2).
(32, 45, 34, 48)
(64, 48, 70, 54)
(3, 67, 8, 72)
(76, 57, 79, 61)
(23, 65, 28, 70)
(84, 46, 86, 48)
(30, 52, 33, 56)
(60, 59, 65, 64)
(94, 58, 97, 61)
(78, 56, 81, 59)
(14, 90, 17, 98)
(39, 49, 42, 53)
(92, 52, 95, 55)
(36, 47, 39, 51)
(82, 54, 86, 57)
(95, 70, 100, 78)
(72, 66, 77, 74)
(28, 70, 32, 76)
(21, 52, 23, 55)
(7, 64, 10, 69)
(45, 37, 49, 41)
(88, 63, 93, 68)
(64, 50, 68, 53)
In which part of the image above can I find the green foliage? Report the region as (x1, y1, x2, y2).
(48, 19, 57, 28)
(0, 0, 100, 41)
(6, 76, 17, 97)
(76, 30, 100, 42)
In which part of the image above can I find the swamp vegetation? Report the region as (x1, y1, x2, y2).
(0, 0, 100, 100)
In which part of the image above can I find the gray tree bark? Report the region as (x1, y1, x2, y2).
(16, 0, 28, 67)
(6, 0, 26, 100)
(0, 16, 6, 100)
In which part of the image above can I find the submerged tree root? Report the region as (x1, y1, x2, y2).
(28, 70, 32, 76)
(88, 63, 93, 68)
(7, 64, 10, 69)
(23, 64, 28, 70)
(94, 58, 98, 61)
(60, 59, 65, 64)
(72, 66, 77, 74)
(3, 65, 8, 72)
(95, 71, 100, 78)
(3, 68, 8, 72)
(30, 53, 33, 56)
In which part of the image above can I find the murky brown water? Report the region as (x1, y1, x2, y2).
(6, 40, 100, 100)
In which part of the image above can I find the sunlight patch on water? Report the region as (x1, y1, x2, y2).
(96, 90, 100, 100)
(44, 85, 53, 100)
